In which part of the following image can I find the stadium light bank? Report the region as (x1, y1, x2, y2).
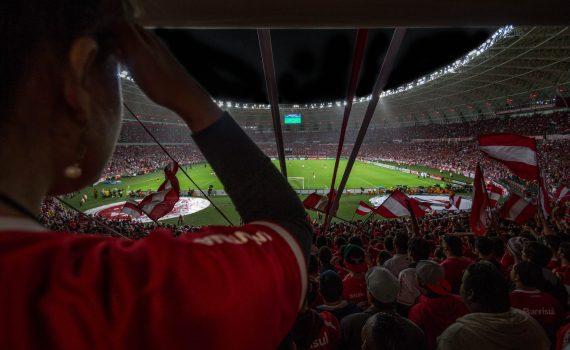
(119, 25, 514, 111)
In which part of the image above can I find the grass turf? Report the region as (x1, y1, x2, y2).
(68, 159, 445, 225)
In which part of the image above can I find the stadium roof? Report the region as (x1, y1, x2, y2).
(136, 0, 570, 27)
(122, 26, 570, 131)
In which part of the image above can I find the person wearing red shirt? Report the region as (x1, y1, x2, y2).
(342, 244, 368, 308)
(440, 235, 473, 294)
(0, 4, 312, 349)
(290, 288, 340, 350)
(501, 237, 527, 274)
(408, 260, 468, 350)
(554, 242, 570, 287)
(510, 262, 564, 338)
(317, 271, 362, 322)
(310, 312, 341, 350)
(556, 319, 570, 350)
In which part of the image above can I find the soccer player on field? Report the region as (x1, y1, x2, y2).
(0, 1, 312, 349)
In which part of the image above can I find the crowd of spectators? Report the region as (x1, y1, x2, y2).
(39, 192, 570, 349)
(365, 111, 570, 141)
(102, 145, 203, 178)
(39, 198, 200, 239)
(120, 111, 569, 145)
(287, 203, 570, 350)
(102, 139, 569, 194)
(106, 111, 569, 192)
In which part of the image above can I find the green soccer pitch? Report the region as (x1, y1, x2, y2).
(68, 159, 448, 225)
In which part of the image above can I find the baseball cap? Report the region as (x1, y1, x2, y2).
(416, 260, 451, 296)
(366, 267, 400, 303)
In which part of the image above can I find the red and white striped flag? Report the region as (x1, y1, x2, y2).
(470, 164, 489, 236)
(447, 194, 462, 210)
(374, 190, 427, 218)
(555, 186, 569, 204)
(538, 174, 552, 218)
(478, 134, 539, 181)
(121, 199, 142, 218)
(500, 193, 537, 224)
(303, 193, 330, 213)
(412, 198, 433, 212)
(486, 183, 505, 208)
(355, 201, 375, 216)
(136, 162, 181, 222)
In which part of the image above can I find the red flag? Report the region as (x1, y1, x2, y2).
(446, 194, 463, 210)
(478, 134, 539, 181)
(500, 193, 537, 224)
(470, 164, 489, 236)
(355, 201, 374, 216)
(486, 183, 505, 208)
(137, 162, 180, 221)
(121, 199, 142, 218)
(410, 197, 432, 213)
(303, 193, 330, 213)
(374, 190, 427, 218)
(538, 169, 552, 218)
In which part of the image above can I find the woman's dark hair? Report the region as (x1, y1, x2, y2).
(513, 262, 543, 289)
(491, 237, 505, 258)
(443, 235, 463, 257)
(393, 233, 409, 254)
(476, 237, 494, 257)
(319, 270, 343, 302)
(383, 236, 394, 252)
(318, 246, 333, 265)
(408, 237, 430, 262)
(0, 0, 135, 116)
(463, 262, 510, 313)
(524, 241, 552, 267)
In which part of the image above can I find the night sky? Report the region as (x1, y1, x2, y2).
(154, 28, 495, 104)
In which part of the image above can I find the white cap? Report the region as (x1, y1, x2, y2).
(366, 267, 400, 303)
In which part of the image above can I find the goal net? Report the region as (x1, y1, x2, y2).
(287, 177, 305, 189)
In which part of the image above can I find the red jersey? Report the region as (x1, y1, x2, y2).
(342, 273, 368, 307)
(440, 257, 473, 294)
(310, 311, 340, 350)
(553, 265, 570, 286)
(510, 289, 563, 334)
(548, 259, 561, 271)
(0, 222, 306, 350)
(556, 321, 570, 350)
(408, 294, 468, 350)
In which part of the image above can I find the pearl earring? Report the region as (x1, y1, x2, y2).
(64, 163, 83, 179)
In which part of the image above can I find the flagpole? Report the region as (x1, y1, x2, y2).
(362, 212, 374, 224)
(405, 197, 420, 237)
(536, 149, 552, 235)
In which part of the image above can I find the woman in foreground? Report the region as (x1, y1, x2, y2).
(0, 1, 312, 349)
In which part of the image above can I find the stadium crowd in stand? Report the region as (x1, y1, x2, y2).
(39, 193, 570, 349)
(107, 111, 569, 190)
(103, 140, 569, 195)
(366, 111, 570, 141)
(123, 111, 570, 145)
(67, 109, 568, 349)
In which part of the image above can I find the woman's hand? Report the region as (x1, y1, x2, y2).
(114, 23, 222, 132)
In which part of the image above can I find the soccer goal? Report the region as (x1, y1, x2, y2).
(288, 177, 305, 189)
